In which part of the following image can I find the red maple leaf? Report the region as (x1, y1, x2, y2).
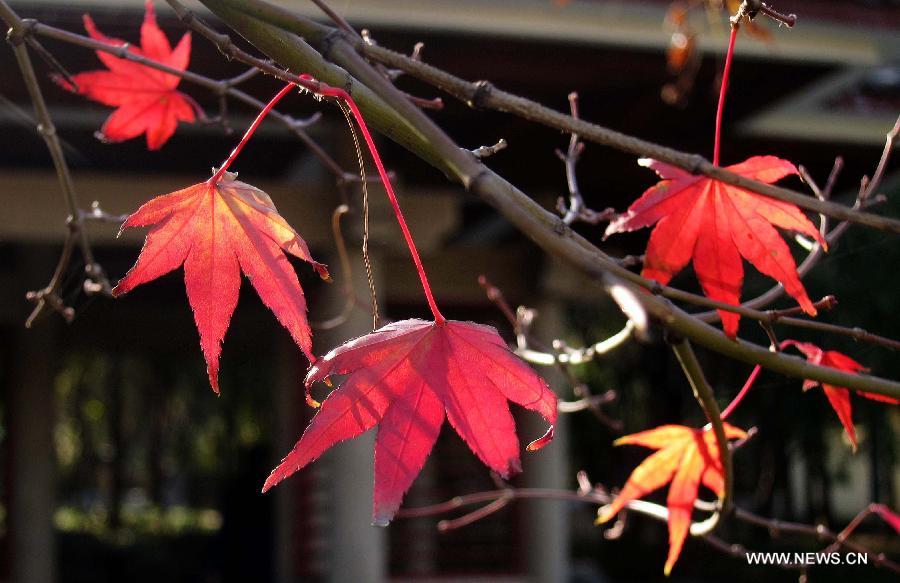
(606, 156, 825, 337)
(60, 1, 197, 150)
(783, 341, 899, 450)
(596, 423, 747, 575)
(262, 318, 557, 525)
(113, 171, 327, 392)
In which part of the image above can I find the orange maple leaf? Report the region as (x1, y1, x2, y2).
(596, 423, 747, 575)
(113, 171, 327, 392)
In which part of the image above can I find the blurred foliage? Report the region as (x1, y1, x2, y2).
(54, 505, 222, 538)
(51, 344, 279, 538)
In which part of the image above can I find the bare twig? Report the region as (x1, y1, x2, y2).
(80, 201, 129, 224)
(360, 30, 444, 110)
(471, 138, 507, 159)
(351, 38, 900, 233)
(397, 476, 899, 574)
(477, 275, 624, 431)
(556, 92, 614, 225)
(310, 205, 356, 330)
(757, 3, 798, 28)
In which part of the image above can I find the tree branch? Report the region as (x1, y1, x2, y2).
(396, 479, 900, 574)
(671, 340, 733, 520)
(210, 0, 900, 234)
(192, 0, 900, 401)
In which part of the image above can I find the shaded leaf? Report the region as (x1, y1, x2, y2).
(263, 318, 557, 525)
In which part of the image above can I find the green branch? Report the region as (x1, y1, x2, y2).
(207, 0, 900, 235)
(671, 340, 732, 520)
(192, 0, 900, 400)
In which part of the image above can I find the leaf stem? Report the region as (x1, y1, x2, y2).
(713, 25, 739, 167)
(720, 364, 761, 420)
(210, 82, 296, 183)
(309, 78, 445, 324)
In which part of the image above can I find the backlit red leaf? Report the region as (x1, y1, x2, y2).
(784, 341, 899, 450)
(113, 171, 327, 393)
(59, 1, 197, 149)
(606, 156, 825, 337)
(262, 318, 557, 526)
(597, 423, 747, 575)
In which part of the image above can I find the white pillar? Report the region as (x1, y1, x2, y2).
(320, 249, 387, 583)
(522, 299, 570, 583)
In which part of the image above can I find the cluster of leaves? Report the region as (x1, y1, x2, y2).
(53, 1, 898, 576)
(66, 2, 557, 529)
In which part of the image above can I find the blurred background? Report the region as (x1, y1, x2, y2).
(0, 0, 898, 581)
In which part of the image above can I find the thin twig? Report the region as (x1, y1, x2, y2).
(349, 36, 900, 233)
(396, 478, 899, 574)
(556, 92, 614, 225)
(309, 205, 356, 330)
(471, 138, 507, 159)
(477, 275, 624, 431)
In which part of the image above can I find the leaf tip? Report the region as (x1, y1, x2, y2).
(208, 372, 221, 396)
(526, 426, 554, 451)
(261, 475, 277, 494)
(313, 262, 330, 281)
